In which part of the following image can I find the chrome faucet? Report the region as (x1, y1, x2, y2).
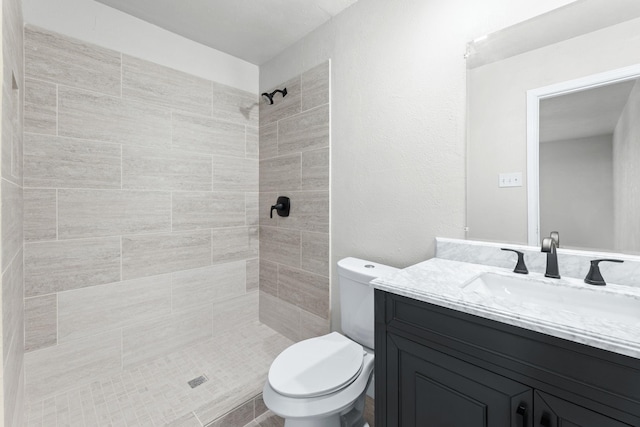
(541, 231, 560, 279)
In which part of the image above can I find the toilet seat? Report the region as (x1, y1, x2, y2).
(268, 332, 364, 398)
(263, 351, 375, 421)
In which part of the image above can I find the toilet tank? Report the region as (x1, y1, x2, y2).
(338, 257, 399, 349)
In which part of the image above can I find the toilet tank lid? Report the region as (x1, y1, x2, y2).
(337, 257, 399, 284)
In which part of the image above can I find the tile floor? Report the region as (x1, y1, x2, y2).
(242, 411, 284, 427)
(23, 322, 293, 426)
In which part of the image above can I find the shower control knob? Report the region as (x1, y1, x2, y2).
(270, 196, 290, 218)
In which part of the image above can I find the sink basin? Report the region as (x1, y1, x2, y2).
(462, 272, 640, 325)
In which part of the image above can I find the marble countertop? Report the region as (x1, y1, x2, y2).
(371, 258, 640, 359)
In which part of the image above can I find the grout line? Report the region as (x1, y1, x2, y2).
(211, 155, 214, 192)
(211, 300, 215, 342)
(56, 84, 59, 137)
(22, 185, 231, 194)
(21, 76, 59, 86)
(193, 410, 205, 427)
(23, 130, 123, 147)
(120, 53, 123, 98)
(83, 383, 98, 427)
(23, 128, 248, 159)
(55, 293, 59, 347)
(75, 382, 88, 427)
(120, 329, 124, 372)
(208, 153, 214, 192)
(244, 192, 248, 227)
(0, 176, 21, 190)
(55, 82, 127, 102)
(170, 271, 174, 314)
(120, 236, 123, 282)
(120, 144, 123, 190)
(170, 110, 174, 151)
(55, 189, 59, 240)
(107, 378, 127, 426)
(175, 104, 246, 125)
(24, 227, 225, 246)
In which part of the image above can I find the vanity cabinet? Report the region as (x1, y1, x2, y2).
(374, 291, 640, 427)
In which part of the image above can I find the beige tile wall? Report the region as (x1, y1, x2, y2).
(1, 0, 25, 425)
(258, 61, 331, 342)
(22, 25, 260, 403)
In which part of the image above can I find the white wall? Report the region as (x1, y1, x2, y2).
(613, 80, 640, 254)
(22, 0, 258, 93)
(467, 15, 640, 245)
(259, 0, 577, 330)
(539, 135, 613, 251)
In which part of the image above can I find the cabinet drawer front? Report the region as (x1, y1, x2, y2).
(379, 291, 640, 418)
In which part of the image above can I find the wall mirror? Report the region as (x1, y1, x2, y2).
(466, 0, 640, 255)
(527, 66, 640, 253)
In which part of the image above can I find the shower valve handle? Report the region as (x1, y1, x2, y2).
(270, 204, 283, 218)
(270, 196, 290, 218)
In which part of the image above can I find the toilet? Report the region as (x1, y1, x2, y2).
(263, 257, 398, 427)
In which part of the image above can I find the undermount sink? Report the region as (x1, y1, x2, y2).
(462, 272, 640, 325)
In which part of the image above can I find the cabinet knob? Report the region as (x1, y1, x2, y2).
(516, 402, 528, 427)
(540, 412, 551, 427)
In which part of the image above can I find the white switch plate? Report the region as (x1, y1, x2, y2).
(499, 172, 522, 188)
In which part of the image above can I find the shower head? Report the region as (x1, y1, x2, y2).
(261, 88, 287, 105)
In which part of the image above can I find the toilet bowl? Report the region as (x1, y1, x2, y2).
(263, 332, 374, 427)
(263, 258, 398, 427)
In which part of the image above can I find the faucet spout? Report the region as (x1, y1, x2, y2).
(541, 232, 560, 279)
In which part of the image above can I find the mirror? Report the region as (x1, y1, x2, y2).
(527, 68, 640, 253)
(466, 0, 640, 255)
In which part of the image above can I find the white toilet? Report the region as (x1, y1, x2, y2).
(263, 257, 398, 427)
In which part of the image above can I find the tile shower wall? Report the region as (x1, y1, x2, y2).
(22, 25, 259, 403)
(258, 61, 331, 341)
(1, 0, 25, 424)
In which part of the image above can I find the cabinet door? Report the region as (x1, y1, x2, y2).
(387, 333, 533, 427)
(534, 391, 632, 427)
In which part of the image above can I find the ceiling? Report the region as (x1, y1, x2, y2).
(540, 79, 637, 143)
(95, 0, 358, 65)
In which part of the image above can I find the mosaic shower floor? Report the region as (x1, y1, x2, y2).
(23, 322, 292, 427)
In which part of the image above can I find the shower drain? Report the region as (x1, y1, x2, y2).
(188, 375, 208, 389)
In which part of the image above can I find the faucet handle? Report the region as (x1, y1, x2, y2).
(501, 248, 529, 274)
(584, 259, 624, 286)
(540, 237, 556, 253)
(549, 231, 560, 247)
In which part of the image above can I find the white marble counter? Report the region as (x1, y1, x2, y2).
(371, 258, 640, 359)
(436, 237, 640, 288)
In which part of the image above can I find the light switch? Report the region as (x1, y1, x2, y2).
(499, 172, 522, 188)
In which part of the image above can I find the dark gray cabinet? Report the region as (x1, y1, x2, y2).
(375, 290, 640, 427)
(391, 332, 532, 426)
